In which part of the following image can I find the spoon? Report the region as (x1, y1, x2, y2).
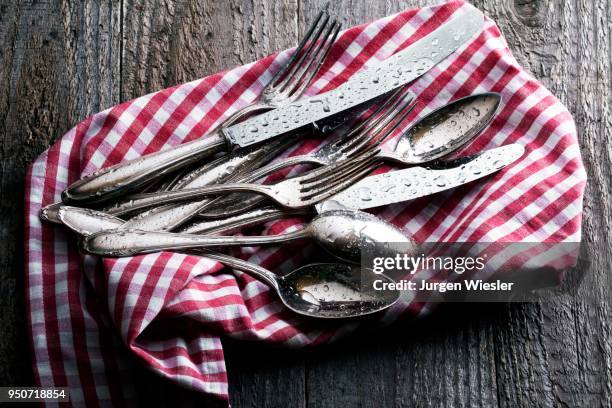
(56, 206, 400, 318)
(196, 251, 400, 319)
(199, 92, 502, 219)
(81, 207, 420, 262)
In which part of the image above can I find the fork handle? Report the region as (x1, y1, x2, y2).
(83, 228, 309, 257)
(123, 181, 275, 207)
(62, 131, 229, 204)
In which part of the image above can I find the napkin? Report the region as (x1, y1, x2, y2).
(25, 1, 586, 405)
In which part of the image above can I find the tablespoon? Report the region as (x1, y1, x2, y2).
(82, 207, 421, 263)
(193, 251, 401, 319)
(199, 92, 501, 219)
(55, 206, 400, 319)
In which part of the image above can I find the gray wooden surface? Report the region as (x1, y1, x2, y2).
(0, 0, 610, 406)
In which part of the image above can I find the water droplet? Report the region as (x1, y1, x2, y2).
(249, 125, 258, 133)
(493, 159, 505, 169)
(381, 184, 396, 193)
(299, 290, 320, 306)
(323, 285, 330, 292)
(432, 38, 439, 46)
(359, 187, 373, 201)
(402, 178, 412, 187)
(472, 107, 481, 117)
(469, 164, 481, 175)
(434, 175, 447, 187)
(372, 76, 380, 84)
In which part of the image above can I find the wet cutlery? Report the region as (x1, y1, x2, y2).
(80, 143, 525, 260)
(61, 6, 483, 204)
(117, 88, 416, 230)
(199, 91, 501, 220)
(187, 251, 401, 319)
(55, 206, 400, 319)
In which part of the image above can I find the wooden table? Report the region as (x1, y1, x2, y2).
(0, 0, 610, 406)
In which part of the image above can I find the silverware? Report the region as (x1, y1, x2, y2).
(61, 8, 341, 204)
(98, 146, 379, 212)
(58, 143, 523, 240)
(199, 91, 501, 220)
(61, 6, 483, 204)
(190, 251, 401, 319)
(81, 206, 420, 262)
(117, 88, 415, 230)
(182, 144, 524, 235)
(55, 207, 400, 319)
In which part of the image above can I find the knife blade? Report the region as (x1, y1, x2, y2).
(224, 6, 484, 147)
(316, 144, 525, 211)
(61, 5, 484, 205)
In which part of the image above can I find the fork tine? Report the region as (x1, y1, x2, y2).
(274, 13, 332, 91)
(301, 154, 378, 192)
(268, 7, 328, 87)
(337, 90, 415, 155)
(301, 157, 381, 202)
(338, 86, 407, 140)
(298, 144, 380, 185)
(368, 96, 418, 145)
(283, 21, 341, 96)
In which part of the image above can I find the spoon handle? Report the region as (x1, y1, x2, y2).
(182, 207, 307, 235)
(82, 228, 310, 257)
(188, 249, 280, 290)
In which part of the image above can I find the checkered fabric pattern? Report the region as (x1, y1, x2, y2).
(25, 1, 586, 405)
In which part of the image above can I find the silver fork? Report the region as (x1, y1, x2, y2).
(117, 89, 415, 230)
(56, 7, 341, 205)
(116, 146, 380, 210)
(197, 88, 416, 219)
(223, 7, 341, 125)
(40, 7, 341, 223)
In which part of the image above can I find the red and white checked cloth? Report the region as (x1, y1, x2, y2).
(25, 1, 587, 405)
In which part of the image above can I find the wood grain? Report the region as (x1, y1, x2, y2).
(0, 0, 609, 406)
(0, 0, 120, 385)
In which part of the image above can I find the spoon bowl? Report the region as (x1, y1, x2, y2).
(390, 92, 501, 164)
(308, 208, 420, 263)
(278, 263, 400, 318)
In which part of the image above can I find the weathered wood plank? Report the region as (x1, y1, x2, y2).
(0, 0, 120, 386)
(476, 1, 612, 407)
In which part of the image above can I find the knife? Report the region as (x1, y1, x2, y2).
(317, 143, 524, 211)
(62, 6, 484, 204)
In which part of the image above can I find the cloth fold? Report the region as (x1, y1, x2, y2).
(25, 1, 586, 405)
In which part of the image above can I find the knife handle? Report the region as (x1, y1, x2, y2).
(62, 132, 229, 205)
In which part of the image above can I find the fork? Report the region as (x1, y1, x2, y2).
(197, 88, 416, 219)
(116, 89, 415, 230)
(58, 7, 341, 205)
(116, 146, 380, 210)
